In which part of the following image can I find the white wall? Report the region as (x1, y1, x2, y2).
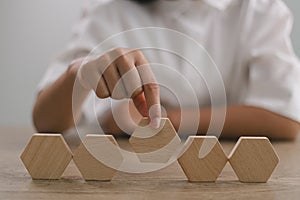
(285, 0, 300, 56)
(0, 0, 85, 126)
(0, 0, 299, 126)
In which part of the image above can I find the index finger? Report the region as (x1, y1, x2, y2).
(135, 53, 161, 128)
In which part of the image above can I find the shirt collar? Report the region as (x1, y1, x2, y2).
(156, 0, 233, 15)
(202, 0, 233, 10)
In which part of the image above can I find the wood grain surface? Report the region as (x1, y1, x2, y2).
(228, 137, 279, 183)
(73, 134, 123, 181)
(20, 133, 72, 180)
(129, 118, 181, 163)
(178, 136, 228, 182)
(1, 127, 300, 200)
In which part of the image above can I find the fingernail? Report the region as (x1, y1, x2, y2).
(150, 117, 161, 129)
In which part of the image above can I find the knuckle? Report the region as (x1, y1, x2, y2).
(118, 54, 130, 64)
(112, 47, 128, 58)
(117, 56, 133, 70)
(133, 49, 144, 58)
(97, 54, 111, 69)
(100, 53, 110, 62)
(145, 83, 159, 93)
(113, 47, 123, 54)
(133, 50, 147, 63)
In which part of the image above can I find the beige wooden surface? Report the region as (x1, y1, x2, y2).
(1, 126, 300, 200)
(178, 136, 228, 182)
(228, 137, 280, 183)
(20, 134, 73, 180)
(73, 134, 123, 181)
(129, 118, 181, 163)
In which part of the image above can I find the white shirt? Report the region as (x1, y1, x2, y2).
(38, 0, 300, 133)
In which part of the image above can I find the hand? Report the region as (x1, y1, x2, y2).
(74, 48, 161, 128)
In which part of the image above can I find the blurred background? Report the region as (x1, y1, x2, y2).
(0, 0, 299, 127)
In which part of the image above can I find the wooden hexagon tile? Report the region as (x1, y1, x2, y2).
(73, 134, 124, 181)
(178, 136, 228, 182)
(129, 117, 181, 163)
(20, 134, 72, 180)
(228, 137, 279, 183)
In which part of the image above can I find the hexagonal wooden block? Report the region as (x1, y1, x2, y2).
(228, 137, 279, 183)
(20, 133, 72, 180)
(129, 117, 181, 163)
(178, 136, 228, 182)
(73, 134, 124, 181)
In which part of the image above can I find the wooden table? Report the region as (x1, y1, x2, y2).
(1, 127, 300, 199)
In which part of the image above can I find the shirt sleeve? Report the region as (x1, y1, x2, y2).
(241, 0, 300, 122)
(37, 0, 113, 92)
(36, 0, 118, 131)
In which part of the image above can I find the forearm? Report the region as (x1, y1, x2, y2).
(168, 105, 300, 140)
(33, 64, 89, 133)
